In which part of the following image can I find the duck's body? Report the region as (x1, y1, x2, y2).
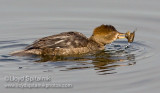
(11, 25, 135, 56)
(23, 31, 102, 56)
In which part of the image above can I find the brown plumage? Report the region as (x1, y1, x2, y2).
(10, 25, 135, 56)
(90, 25, 119, 45)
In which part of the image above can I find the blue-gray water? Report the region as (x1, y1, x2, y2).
(0, 0, 160, 93)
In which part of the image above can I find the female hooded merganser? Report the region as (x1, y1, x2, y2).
(11, 25, 135, 56)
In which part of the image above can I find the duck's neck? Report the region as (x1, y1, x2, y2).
(88, 36, 105, 50)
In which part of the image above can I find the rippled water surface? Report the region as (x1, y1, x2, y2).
(0, 0, 160, 93)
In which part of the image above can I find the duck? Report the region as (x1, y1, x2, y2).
(11, 24, 135, 56)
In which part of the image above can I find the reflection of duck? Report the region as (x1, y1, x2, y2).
(41, 48, 136, 75)
(11, 25, 135, 56)
(92, 50, 136, 75)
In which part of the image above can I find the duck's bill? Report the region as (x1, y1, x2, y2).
(127, 31, 135, 43)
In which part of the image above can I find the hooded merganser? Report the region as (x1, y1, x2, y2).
(11, 25, 135, 56)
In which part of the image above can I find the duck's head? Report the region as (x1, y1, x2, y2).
(90, 25, 119, 46)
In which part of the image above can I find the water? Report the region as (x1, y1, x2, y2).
(0, 0, 160, 93)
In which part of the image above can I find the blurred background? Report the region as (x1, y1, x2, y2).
(0, 0, 160, 93)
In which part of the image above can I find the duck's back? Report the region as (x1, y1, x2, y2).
(14, 32, 89, 55)
(27, 32, 88, 49)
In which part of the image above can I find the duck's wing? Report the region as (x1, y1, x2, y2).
(25, 32, 89, 50)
